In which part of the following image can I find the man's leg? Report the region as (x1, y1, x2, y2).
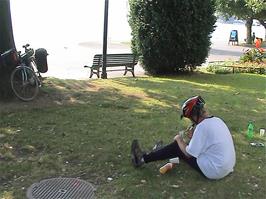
(143, 141, 203, 175)
(143, 141, 186, 163)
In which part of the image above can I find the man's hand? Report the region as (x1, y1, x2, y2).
(174, 134, 191, 158)
(174, 134, 182, 142)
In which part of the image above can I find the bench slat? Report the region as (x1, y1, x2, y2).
(85, 53, 139, 78)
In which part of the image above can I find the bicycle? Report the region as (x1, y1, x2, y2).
(10, 44, 41, 101)
(1, 44, 48, 101)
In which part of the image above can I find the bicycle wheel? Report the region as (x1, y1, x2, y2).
(10, 66, 39, 101)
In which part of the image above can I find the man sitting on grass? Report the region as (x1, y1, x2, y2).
(131, 96, 236, 180)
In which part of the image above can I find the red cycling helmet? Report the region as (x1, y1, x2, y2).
(181, 96, 205, 119)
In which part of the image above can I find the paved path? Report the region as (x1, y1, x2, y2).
(43, 40, 251, 80)
(35, 22, 266, 80)
(208, 42, 247, 62)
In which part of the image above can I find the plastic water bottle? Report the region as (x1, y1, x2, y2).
(247, 121, 254, 140)
(159, 163, 174, 174)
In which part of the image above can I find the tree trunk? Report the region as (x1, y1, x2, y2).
(0, 0, 17, 100)
(258, 20, 266, 41)
(245, 18, 253, 44)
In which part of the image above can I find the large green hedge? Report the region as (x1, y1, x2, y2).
(128, 0, 216, 75)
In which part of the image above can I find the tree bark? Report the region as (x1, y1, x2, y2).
(245, 18, 253, 44)
(258, 20, 266, 41)
(0, 0, 16, 52)
(0, 0, 17, 100)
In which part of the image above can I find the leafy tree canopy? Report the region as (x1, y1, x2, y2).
(215, 0, 266, 22)
(215, 0, 266, 43)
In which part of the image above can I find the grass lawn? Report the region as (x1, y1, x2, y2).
(0, 72, 265, 198)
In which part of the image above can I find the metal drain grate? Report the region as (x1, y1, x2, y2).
(27, 177, 95, 199)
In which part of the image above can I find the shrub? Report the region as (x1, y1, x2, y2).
(206, 65, 232, 74)
(128, 0, 216, 75)
(240, 48, 264, 63)
(206, 62, 266, 75)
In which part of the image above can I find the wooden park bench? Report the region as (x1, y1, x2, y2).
(84, 53, 138, 78)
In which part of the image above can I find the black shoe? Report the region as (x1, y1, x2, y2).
(131, 139, 145, 168)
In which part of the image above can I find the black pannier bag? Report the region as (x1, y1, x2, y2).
(35, 48, 48, 73)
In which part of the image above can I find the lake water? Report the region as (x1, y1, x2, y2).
(10, 0, 265, 79)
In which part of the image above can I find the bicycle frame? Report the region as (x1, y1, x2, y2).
(19, 44, 42, 83)
(9, 44, 42, 101)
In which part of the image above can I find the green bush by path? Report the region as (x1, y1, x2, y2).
(128, 0, 216, 75)
(0, 73, 265, 198)
(240, 48, 264, 63)
(206, 61, 266, 74)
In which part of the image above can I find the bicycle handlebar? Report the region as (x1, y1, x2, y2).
(20, 44, 34, 58)
(22, 44, 30, 49)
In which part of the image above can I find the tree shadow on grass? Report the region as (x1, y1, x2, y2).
(110, 72, 266, 132)
(116, 72, 265, 94)
(0, 74, 265, 198)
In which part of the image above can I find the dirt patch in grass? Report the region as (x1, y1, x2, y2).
(0, 78, 100, 112)
(0, 92, 68, 113)
(0, 78, 149, 113)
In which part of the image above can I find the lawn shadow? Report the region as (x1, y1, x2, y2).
(0, 74, 266, 198)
